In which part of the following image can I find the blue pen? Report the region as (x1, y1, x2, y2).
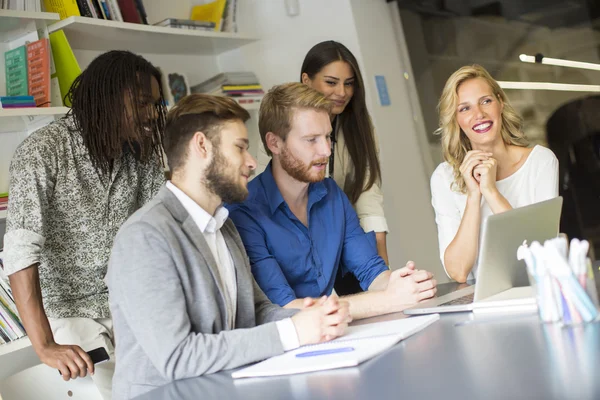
(295, 347, 355, 358)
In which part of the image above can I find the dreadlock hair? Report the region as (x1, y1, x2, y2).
(65, 50, 167, 175)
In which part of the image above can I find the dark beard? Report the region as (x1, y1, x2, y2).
(280, 146, 326, 183)
(204, 146, 248, 204)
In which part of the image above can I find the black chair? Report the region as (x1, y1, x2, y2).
(546, 95, 600, 258)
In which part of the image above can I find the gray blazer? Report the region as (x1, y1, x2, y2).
(106, 185, 297, 400)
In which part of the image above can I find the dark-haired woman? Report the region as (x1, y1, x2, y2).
(300, 40, 390, 294)
(3, 50, 166, 399)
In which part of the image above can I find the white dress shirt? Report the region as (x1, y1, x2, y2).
(430, 145, 559, 280)
(166, 181, 299, 350)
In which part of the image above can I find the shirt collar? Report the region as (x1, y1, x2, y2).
(166, 181, 229, 233)
(261, 162, 328, 215)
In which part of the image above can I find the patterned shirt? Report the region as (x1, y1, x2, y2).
(3, 116, 165, 318)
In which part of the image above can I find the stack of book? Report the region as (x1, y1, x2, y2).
(0, 255, 26, 345)
(153, 18, 215, 31)
(0, 96, 36, 109)
(0, 193, 7, 212)
(190, 0, 237, 32)
(191, 72, 264, 106)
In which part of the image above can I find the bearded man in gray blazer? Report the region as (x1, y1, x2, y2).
(106, 94, 350, 400)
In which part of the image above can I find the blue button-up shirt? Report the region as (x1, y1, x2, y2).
(227, 163, 388, 306)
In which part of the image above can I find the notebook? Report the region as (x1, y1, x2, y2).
(231, 314, 440, 379)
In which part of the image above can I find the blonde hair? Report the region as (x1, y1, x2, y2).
(259, 82, 333, 156)
(437, 65, 529, 193)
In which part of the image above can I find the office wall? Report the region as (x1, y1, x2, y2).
(219, 0, 446, 278)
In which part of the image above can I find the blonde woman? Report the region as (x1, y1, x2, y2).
(431, 65, 558, 283)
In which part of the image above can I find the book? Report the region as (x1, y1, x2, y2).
(133, 0, 147, 24)
(117, 0, 141, 23)
(49, 30, 81, 107)
(75, 0, 94, 17)
(106, 0, 123, 21)
(0, 96, 36, 105)
(190, 0, 227, 32)
(26, 39, 52, 108)
(231, 314, 440, 379)
(4, 46, 28, 97)
(222, 84, 262, 91)
(220, 0, 237, 33)
(43, 0, 81, 19)
(153, 18, 215, 29)
(191, 72, 260, 94)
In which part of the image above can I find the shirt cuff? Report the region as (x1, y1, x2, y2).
(359, 216, 389, 234)
(276, 318, 300, 351)
(3, 229, 45, 275)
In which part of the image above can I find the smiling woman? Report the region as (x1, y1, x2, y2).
(430, 64, 560, 283)
(300, 41, 389, 295)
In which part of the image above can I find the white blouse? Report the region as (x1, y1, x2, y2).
(430, 145, 559, 280)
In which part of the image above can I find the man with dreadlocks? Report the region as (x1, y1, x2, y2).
(3, 50, 166, 399)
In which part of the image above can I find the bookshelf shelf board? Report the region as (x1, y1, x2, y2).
(0, 337, 30, 357)
(0, 337, 40, 381)
(0, 209, 6, 219)
(0, 107, 69, 133)
(0, 107, 70, 117)
(48, 17, 259, 55)
(0, 10, 60, 43)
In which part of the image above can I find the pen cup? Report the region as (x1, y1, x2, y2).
(527, 269, 561, 324)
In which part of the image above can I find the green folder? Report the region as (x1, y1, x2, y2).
(49, 30, 81, 107)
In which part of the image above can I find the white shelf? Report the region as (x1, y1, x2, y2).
(0, 336, 30, 357)
(0, 107, 69, 117)
(0, 10, 59, 43)
(0, 210, 6, 219)
(0, 337, 41, 381)
(48, 17, 259, 55)
(0, 107, 69, 133)
(238, 102, 260, 111)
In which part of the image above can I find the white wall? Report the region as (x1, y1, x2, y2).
(348, 0, 443, 278)
(219, 0, 445, 278)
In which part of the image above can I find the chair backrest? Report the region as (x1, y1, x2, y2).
(546, 95, 600, 255)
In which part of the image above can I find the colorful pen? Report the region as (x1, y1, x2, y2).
(295, 347, 355, 358)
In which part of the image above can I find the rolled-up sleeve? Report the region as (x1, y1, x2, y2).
(228, 207, 297, 307)
(3, 138, 57, 275)
(349, 128, 388, 234)
(340, 191, 388, 290)
(355, 180, 388, 233)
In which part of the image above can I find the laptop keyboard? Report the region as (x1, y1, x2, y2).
(439, 293, 475, 306)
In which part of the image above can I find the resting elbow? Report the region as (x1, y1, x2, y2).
(444, 256, 471, 283)
(448, 270, 469, 283)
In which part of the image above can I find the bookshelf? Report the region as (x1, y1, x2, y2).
(0, 209, 6, 219)
(48, 16, 259, 55)
(0, 10, 59, 42)
(0, 106, 68, 117)
(0, 107, 69, 134)
(0, 337, 39, 381)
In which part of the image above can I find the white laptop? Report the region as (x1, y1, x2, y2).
(404, 196, 563, 315)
